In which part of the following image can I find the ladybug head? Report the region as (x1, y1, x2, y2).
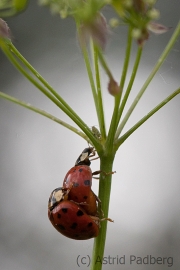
(48, 187, 67, 211)
(75, 147, 95, 166)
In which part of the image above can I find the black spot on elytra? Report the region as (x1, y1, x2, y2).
(62, 208, 68, 213)
(77, 210, 84, 216)
(87, 222, 93, 227)
(83, 196, 88, 199)
(57, 224, 65, 230)
(84, 180, 90, 186)
(73, 182, 79, 187)
(57, 213, 61, 219)
(79, 168, 83, 172)
(70, 222, 78, 229)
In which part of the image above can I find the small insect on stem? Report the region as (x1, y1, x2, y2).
(91, 126, 102, 141)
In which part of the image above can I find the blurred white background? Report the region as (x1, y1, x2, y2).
(0, 1, 180, 269)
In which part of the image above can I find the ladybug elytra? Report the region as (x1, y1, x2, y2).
(48, 200, 99, 240)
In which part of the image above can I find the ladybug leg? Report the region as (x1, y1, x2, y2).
(92, 170, 116, 179)
(89, 149, 99, 162)
(100, 217, 114, 223)
(86, 147, 99, 161)
(88, 148, 96, 157)
(89, 156, 99, 162)
(89, 215, 100, 226)
(91, 191, 104, 218)
(90, 191, 112, 221)
(89, 215, 114, 224)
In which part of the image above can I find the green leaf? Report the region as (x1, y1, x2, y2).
(0, 0, 28, 17)
(14, 0, 28, 12)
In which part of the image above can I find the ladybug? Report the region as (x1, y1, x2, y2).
(48, 187, 99, 240)
(63, 147, 100, 216)
(63, 165, 99, 216)
(48, 148, 114, 240)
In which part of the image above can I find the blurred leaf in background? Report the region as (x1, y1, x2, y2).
(0, 0, 28, 17)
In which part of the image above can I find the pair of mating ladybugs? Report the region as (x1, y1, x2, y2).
(48, 147, 113, 240)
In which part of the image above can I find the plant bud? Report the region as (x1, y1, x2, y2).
(108, 78, 121, 96)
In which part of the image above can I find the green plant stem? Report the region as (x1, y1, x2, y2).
(81, 45, 99, 111)
(10, 43, 77, 111)
(91, 154, 115, 270)
(93, 44, 106, 139)
(117, 20, 180, 136)
(119, 26, 133, 90)
(1, 41, 101, 150)
(0, 91, 88, 141)
(105, 26, 133, 151)
(115, 45, 143, 139)
(10, 42, 96, 141)
(77, 21, 102, 130)
(97, 48, 113, 80)
(115, 87, 180, 149)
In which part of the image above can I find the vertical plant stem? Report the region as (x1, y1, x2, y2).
(105, 26, 133, 151)
(77, 23, 101, 127)
(91, 154, 114, 270)
(115, 45, 143, 139)
(119, 26, 133, 89)
(93, 44, 106, 139)
(82, 45, 99, 109)
(97, 49, 114, 80)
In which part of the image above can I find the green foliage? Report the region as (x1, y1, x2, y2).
(0, 0, 28, 17)
(38, 0, 106, 20)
